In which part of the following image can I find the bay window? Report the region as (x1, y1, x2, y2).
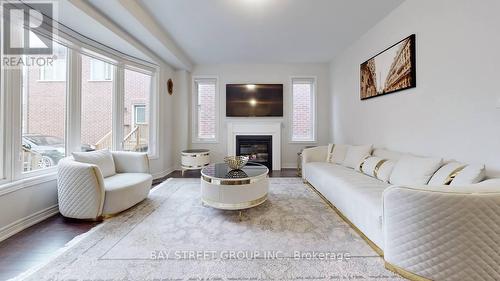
(0, 17, 159, 187)
(291, 77, 316, 142)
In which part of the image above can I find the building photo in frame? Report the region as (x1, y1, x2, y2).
(360, 34, 416, 100)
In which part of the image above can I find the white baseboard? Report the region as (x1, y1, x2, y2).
(0, 204, 59, 242)
(152, 167, 175, 180)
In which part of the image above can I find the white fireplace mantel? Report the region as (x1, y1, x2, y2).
(227, 121, 281, 170)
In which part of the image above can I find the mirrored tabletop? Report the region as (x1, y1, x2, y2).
(201, 162, 268, 180)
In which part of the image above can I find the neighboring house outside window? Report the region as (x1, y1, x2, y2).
(39, 53, 66, 81)
(134, 104, 147, 124)
(89, 59, 112, 81)
(291, 77, 316, 142)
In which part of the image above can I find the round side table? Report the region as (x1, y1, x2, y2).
(181, 149, 210, 176)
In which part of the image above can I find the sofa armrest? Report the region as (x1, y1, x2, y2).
(112, 151, 150, 174)
(302, 146, 328, 164)
(57, 158, 105, 219)
(383, 185, 500, 281)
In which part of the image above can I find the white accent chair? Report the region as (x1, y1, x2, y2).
(57, 151, 152, 220)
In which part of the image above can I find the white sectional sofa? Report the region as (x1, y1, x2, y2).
(302, 145, 500, 281)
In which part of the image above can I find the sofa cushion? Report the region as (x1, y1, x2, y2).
(361, 157, 386, 178)
(451, 164, 486, 186)
(342, 145, 372, 169)
(428, 162, 466, 185)
(72, 149, 116, 178)
(326, 144, 349, 164)
(389, 155, 443, 185)
(304, 162, 389, 248)
(376, 160, 396, 183)
(102, 173, 152, 215)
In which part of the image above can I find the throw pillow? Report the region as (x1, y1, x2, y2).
(376, 160, 396, 183)
(326, 144, 349, 164)
(428, 162, 466, 185)
(72, 149, 116, 178)
(360, 156, 387, 177)
(342, 145, 372, 169)
(389, 155, 443, 185)
(451, 164, 486, 186)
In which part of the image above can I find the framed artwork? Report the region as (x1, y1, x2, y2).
(360, 34, 416, 100)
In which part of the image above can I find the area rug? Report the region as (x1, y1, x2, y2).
(14, 178, 403, 281)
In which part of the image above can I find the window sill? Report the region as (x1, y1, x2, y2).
(0, 172, 57, 197)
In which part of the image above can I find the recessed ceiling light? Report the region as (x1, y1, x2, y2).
(248, 98, 257, 106)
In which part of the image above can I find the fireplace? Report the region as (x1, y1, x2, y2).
(236, 135, 272, 170)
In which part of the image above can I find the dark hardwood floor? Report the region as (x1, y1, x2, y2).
(0, 168, 298, 280)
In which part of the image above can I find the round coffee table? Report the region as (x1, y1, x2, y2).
(201, 162, 269, 211)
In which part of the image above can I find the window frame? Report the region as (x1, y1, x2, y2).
(289, 76, 317, 143)
(0, 18, 160, 190)
(192, 76, 219, 144)
(16, 44, 69, 178)
(0, 66, 8, 184)
(122, 65, 155, 156)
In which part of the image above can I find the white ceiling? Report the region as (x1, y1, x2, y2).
(55, 0, 153, 62)
(139, 0, 405, 64)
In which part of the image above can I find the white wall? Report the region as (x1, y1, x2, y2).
(330, 0, 500, 177)
(184, 63, 330, 169)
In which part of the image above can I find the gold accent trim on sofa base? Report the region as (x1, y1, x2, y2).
(385, 262, 433, 281)
(305, 181, 384, 257)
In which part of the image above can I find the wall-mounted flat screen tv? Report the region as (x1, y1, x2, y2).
(226, 84, 283, 117)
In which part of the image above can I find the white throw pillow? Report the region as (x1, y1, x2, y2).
(376, 160, 396, 183)
(451, 164, 486, 186)
(326, 144, 349, 164)
(428, 162, 466, 185)
(72, 149, 116, 178)
(360, 157, 386, 177)
(389, 155, 443, 185)
(342, 145, 372, 169)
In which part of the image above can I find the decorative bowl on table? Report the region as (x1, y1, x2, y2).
(224, 156, 249, 170)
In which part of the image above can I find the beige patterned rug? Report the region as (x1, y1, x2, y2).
(13, 178, 403, 281)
